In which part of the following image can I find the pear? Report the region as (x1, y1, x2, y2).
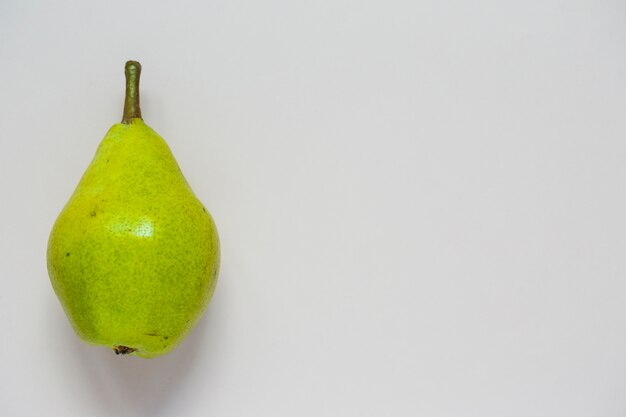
(47, 61, 220, 358)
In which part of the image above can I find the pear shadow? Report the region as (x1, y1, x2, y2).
(47, 294, 220, 417)
(81, 318, 207, 417)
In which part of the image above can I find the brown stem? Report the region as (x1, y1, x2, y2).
(122, 60, 142, 124)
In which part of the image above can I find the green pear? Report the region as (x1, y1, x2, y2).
(47, 61, 220, 358)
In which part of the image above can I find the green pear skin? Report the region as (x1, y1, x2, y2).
(47, 61, 220, 358)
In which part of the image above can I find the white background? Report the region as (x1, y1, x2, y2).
(1, 1, 626, 416)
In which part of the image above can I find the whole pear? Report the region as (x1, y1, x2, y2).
(47, 61, 220, 358)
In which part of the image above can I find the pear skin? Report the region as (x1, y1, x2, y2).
(47, 61, 220, 358)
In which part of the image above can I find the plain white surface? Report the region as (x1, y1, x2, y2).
(2, 1, 626, 416)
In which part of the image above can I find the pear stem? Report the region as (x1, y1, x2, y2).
(122, 60, 142, 124)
